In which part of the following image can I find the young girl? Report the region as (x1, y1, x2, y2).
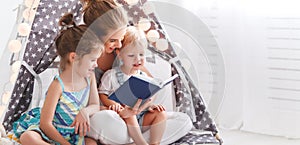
(99, 26, 167, 145)
(11, 13, 102, 145)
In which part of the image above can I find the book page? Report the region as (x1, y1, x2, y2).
(133, 73, 179, 87)
(133, 74, 161, 87)
(161, 74, 179, 87)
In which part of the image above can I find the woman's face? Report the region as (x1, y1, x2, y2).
(104, 28, 127, 54)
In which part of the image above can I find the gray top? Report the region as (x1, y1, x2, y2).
(95, 67, 105, 88)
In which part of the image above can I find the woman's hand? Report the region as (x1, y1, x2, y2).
(100, 105, 108, 110)
(70, 110, 90, 137)
(137, 98, 152, 112)
(108, 103, 124, 113)
(119, 99, 143, 118)
(148, 104, 166, 112)
(118, 106, 139, 118)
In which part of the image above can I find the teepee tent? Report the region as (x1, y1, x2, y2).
(1, 0, 223, 144)
(1, 0, 83, 131)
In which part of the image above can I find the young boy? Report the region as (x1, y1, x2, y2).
(99, 26, 167, 145)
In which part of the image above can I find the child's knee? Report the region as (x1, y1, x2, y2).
(20, 131, 33, 141)
(153, 110, 167, 120)
(85, 137, 98, 145)
(20, 131, 41, 144)
(158, 111, 167, 121)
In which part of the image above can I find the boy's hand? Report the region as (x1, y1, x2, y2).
(148, 104, 165, 112)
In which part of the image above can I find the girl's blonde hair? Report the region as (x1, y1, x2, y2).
(55, 13, 103, 71)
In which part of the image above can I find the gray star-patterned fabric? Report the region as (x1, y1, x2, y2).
(3, 0, 219, 143)
(2, 0, 83, 131)
(172, 132, 220, 145)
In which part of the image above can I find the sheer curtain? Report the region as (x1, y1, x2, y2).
(155, 0, 300, 138)
(241, 0, 300, 138)
(152, 0, 244, 129)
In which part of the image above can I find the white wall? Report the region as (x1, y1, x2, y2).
(0, 0, 21, 57)
(0, 0, 22, 117)
(153, 0, 243, 128)
(155, 0, 300, 138)
(241, 0, 300, 138)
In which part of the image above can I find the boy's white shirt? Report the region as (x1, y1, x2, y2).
(98, 68, 146, 96)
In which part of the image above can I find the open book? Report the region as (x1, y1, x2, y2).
(109, 74, 179, 107)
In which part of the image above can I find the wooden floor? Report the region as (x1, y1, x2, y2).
(219, 128, 300, 145)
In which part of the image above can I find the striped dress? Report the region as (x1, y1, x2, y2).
(11, 75, 90, 145)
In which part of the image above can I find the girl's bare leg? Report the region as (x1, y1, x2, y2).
(20, 130, 50, 145)
(85, 137, 98, 145)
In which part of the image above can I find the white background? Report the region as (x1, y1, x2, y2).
(2, 0, 300, 141)
(154, 0, 300, 138)
(0, 0, 20, 57)
(0, 0, 21, 118)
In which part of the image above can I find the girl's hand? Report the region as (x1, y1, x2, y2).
(70, 110, 90, 137)
(148, 104, 166, 112)
(108, 103, 124, 113)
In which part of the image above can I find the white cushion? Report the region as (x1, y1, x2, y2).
(87, 110, 193, 145)
(144, 111, 193, 145)
(87, 110, 131, 144)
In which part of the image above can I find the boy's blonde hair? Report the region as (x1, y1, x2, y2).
(121, 26, 148, 51)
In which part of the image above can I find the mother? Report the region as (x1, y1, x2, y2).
(81, 0, 192, 144)
(82, 0, 151, 86)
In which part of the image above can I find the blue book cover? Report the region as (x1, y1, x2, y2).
(109, 74, 179, 108)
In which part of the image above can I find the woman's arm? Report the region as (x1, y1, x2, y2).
(40, 80, 70, 145)
(138, 95, 155, 112)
